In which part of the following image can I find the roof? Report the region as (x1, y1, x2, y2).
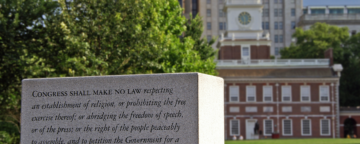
(217, 68, 337, 78)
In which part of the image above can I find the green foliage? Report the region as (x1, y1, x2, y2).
(0, 0, 217, 139)
(339, 33, 360, 106)
(0, 0, 58, 134)
(280, 22, 349, 62)
(183, 14, 217, 61)
(42, 0, 217, 76)
(280, 22, 360, 106)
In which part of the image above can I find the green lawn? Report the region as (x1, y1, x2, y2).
(225, 139, 360, 144)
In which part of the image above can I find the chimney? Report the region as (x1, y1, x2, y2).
(324, 48, 333, 66)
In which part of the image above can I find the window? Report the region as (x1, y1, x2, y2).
(320, 86, 329, 101)
(283, 119, 292, 135)
(263, 9, 269, 17)
(219, 22, 226, 30)
(229, 86, 239, 102)
(329, 9, 343, 14)
(282, 106, 292, 112)
(218, 0, 223, 3)
(263, 106, 273, 112)
(246, 86, 256, 102)
(263, 86, 272, 102)
(263, 119, 273, 136)
(348, 8, 360, 14)
(206, 9, 211, 17)
(291, 8, 296, 16)
(291, 21, 296, 29)
(245, 106, 257, 112)
(311, 9, 325, 14)
(206, 0, 211, 4)
(275, 47, 280, 55)
(279, 22, 283, 30)
(275, 35, 279, 43)
(302, 119, 311, 136)
(301, 86, 310, 102)
(274, 9, 278, 17)
(219, 9, 225, 17)
(320, 106, 330, 112)
(262, 22, 269, 30)
(263, 0, 269, 4)
(279, 35, 283, 43)
(282, 86, 291, 101)
(291, 0, 295, 3)
(320, 119, 331, 135)
(230, 119, 240, 135)
(274, 22, 278, 30)
(301, 106, 311, 112)
(242, 47, 250, 56)
(178, 0, 183, 7)
(303, 9, 308, 14)
(192, 0, 198, 17)
(230, 107, 240, 112)
(207, 35, 212, 42)
(276, 9, 283, 17)
(275, 0, 282, 3)
(207, 22, 211, 30)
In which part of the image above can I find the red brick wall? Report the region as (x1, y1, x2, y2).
(225, 117, 334, 139)
(340, 115, 360, 138)
(224, 82, 338, 139)
(220, 46, 241, 59)
(251, 45, 270, 59)
(220, 45, 270, 60)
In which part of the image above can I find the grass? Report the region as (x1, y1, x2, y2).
(225, 138, 360, 144)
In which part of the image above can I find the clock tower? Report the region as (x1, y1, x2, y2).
(218, 0, 271, 61)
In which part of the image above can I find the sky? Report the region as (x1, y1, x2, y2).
(303, 0, 360, 6)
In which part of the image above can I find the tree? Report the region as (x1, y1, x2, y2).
(280, 22, 360, 106)
(183, 14, 216, 60)
(42, 0, 217, 76)
(280, 22, 349, 62)
(0, 0, 58, 142)
(339, 33, 360, 106)
(0, 0, 217, 141)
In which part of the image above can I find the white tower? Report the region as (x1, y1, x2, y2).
(219, 0, 271, 61)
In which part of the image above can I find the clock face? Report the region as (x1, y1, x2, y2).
(238, 12, 252, 25)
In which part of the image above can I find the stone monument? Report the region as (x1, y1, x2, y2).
(21, 73, 224, 144)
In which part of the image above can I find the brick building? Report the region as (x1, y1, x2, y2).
(340, 107, 360, 138)
(216, 0, 343, 139)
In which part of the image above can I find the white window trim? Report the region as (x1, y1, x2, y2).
(281, 86, 292, 102)
(282, 106, 292, 112)
(300, 85, 311, 102)
(319, 85, 330, 102)
(230, 119, 240, 136)
(320, 119, 331, 136)
(229, 86, 239, 102)
(282, 119, 293, 136)
(263, 119, 273, 136)
(246, 86, 256, 102)
(263, 106, 273, 112)
(301, 106, 311, 112)
(229, 107, 240, 113)
(320, 106, 331, 112)
(263, 86, 273, 102)
(301, 119, 312, 136)
(241, 44, 251, 60)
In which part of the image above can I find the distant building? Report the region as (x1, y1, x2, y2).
(217, 0, 343, 139)
(180, 0, 303, 57)
(299, 6, 360, 35)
